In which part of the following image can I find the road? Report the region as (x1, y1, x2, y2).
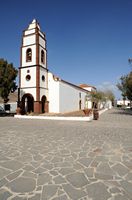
(0, 108, 132, 200)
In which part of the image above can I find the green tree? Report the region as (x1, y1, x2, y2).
(0, 58, 18, 103)
(117, 75, 127, 101)
(104, 90, 115, 105)
(91, 90, 115, 109)
(91, 91, 106, 109)
(117, 72, 132, 106)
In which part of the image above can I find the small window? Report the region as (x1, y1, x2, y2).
(42, 75, 45, 81)
(27, 70, 30, 73)
(41, 50, 45, 64)
(26, 75, 31, 81)
(26, 48, 32, 62)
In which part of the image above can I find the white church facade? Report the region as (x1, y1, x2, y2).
(18, 19, 96, 114)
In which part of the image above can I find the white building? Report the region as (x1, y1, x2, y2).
(19, 19, 96, 114)
(116, 99, 130, 107)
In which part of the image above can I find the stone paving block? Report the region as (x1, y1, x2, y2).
(0, 156, 11, 161)
(96, 162, 116, 175)
(90, 160, 99, 167)
(54, 162, 73, 168)
(51, 156, 63, 163)
(53, 175, 67, 184)
(0, 167, 11, 179)
(37, 173, 52, 185)
(84, 168, 94, 178)
(77, 157, 93, 167)
(28, 193, 41, 200)
(109, 187, 121, 194)
(35, 185, 42, 191)
(95, 172, 113, 180)
(33, 167, 47, 174)
(11, 196, 27, 200)
(7, 177, 36, 193)
(110, 194, 129, 200)
(0, 188, 12, 200)
(86, 182, 111, 200)
(112, 163, 129, 176)
(22, 171, 37, 179)
(73, 163, 84, 170)
(125, 172, 132, 181)
(109, 155, 122, 162)
(79, 151, 88, 158)
(63, 183, 87, 200)
(16, 155, 33, 162)
(0, 160, 23, 171)
(0, 177, 8, 188)
(59, 168, 75, 176)
(119, 180, 132, 198)
(52, 194, 69, 200)
(22, 165, 35, 171)
(41, 163, 54, 170)
(59, 150, 71, 156)
(64, 156, 74, 162)
(42, 184, 59, 199)
(122, 161, 132, 170)
(30, 161, 42, 168)
(94, 155, 108, 162)
(33, 154, 43, 161)
(6, 169, 23, 181)
(5, 150, 20, 158)
(103, 180, 121, 188)
(57, 188, 66, 196)
(49, 170, 58, 176)
(66, 172, 89, 188)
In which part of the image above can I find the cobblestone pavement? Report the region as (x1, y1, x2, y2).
(0, 108, 132, 200)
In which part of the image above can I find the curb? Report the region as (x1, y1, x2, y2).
(14, 115, 93, 121)
(14, 109, 108, 121)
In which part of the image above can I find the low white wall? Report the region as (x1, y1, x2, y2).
(0, 102, 17, 113)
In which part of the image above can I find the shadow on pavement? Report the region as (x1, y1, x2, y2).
(110, 108, 132, 116)
(0, 113, 15, 117)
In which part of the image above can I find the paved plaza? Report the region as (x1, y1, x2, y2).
(0, 108, 132, 200)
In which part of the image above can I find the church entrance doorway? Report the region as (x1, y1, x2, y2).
(21, 93, 34, 114)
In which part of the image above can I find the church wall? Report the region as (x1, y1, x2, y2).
(39, 67, 48, 88)
(59, 81, 87, 113)
(21, 67, 36, 88)
(87, 101, 92, 109)
(23, 35, 36, 46)
(48, 73, 60, 113)
(20, 88, 36, 101)
(39, 37, 46, 48)
(25, 29, 35, 35)
(40, 89, 48, 101)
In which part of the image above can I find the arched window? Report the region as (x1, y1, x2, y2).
(26, 48, 32, 62)
(41, 50, 45, 64)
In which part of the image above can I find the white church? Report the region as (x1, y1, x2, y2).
(18, 19, 96, 114)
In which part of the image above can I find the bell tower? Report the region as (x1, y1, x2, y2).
(19, 19, 49, 114)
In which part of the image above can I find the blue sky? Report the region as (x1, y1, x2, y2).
(0, 0, 132, 99)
